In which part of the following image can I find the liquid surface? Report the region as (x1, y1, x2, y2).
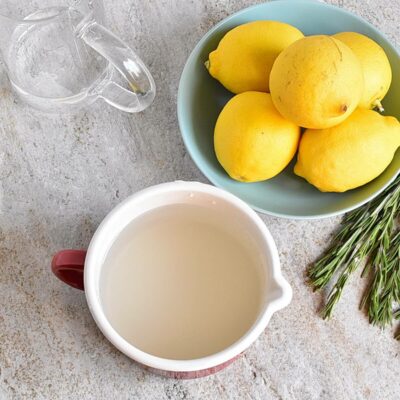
(101, 203, 265, 360)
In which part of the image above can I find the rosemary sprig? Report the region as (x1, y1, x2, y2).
(363, 231, 400, 326)
(308, 174, 400, 335)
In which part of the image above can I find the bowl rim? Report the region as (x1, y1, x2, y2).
(177, 0, 400, 220)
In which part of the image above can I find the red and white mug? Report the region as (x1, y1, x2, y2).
(52, 181, 292, 378)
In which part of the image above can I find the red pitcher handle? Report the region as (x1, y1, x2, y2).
(51, 250, 87, 290)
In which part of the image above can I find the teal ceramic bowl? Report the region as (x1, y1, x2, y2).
(178, 0, 400, 219)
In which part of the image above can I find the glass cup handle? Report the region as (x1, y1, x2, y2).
(79, 21, 156, 113)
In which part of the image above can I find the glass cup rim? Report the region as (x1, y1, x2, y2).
(0, 6, 68, 24)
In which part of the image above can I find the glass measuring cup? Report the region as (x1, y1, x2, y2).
(0, 0, 156, 113)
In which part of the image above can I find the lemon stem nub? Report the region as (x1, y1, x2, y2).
(373, 99, 385, 113)
(204, 60, 210, 70)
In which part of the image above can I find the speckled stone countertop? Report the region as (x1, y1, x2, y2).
(1, 0, 399, 399)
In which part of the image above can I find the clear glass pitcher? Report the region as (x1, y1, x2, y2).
(0, 0, 156, 113)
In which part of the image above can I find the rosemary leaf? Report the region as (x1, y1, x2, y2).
(309, 174, 400, 333)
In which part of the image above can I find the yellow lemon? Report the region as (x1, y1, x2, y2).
(206, 21, 304, 94)
(294, 109, 400, 192)
(214, 92, 301, 182)
(332, 32, 392, 110)
(270, 35, 364, 129)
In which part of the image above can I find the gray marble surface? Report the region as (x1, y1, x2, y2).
(1, 0, 399, 399)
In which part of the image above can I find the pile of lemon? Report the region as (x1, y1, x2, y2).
(206, 21, 400, 192)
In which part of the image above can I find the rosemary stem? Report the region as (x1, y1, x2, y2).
(308, 174, 400, 336)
